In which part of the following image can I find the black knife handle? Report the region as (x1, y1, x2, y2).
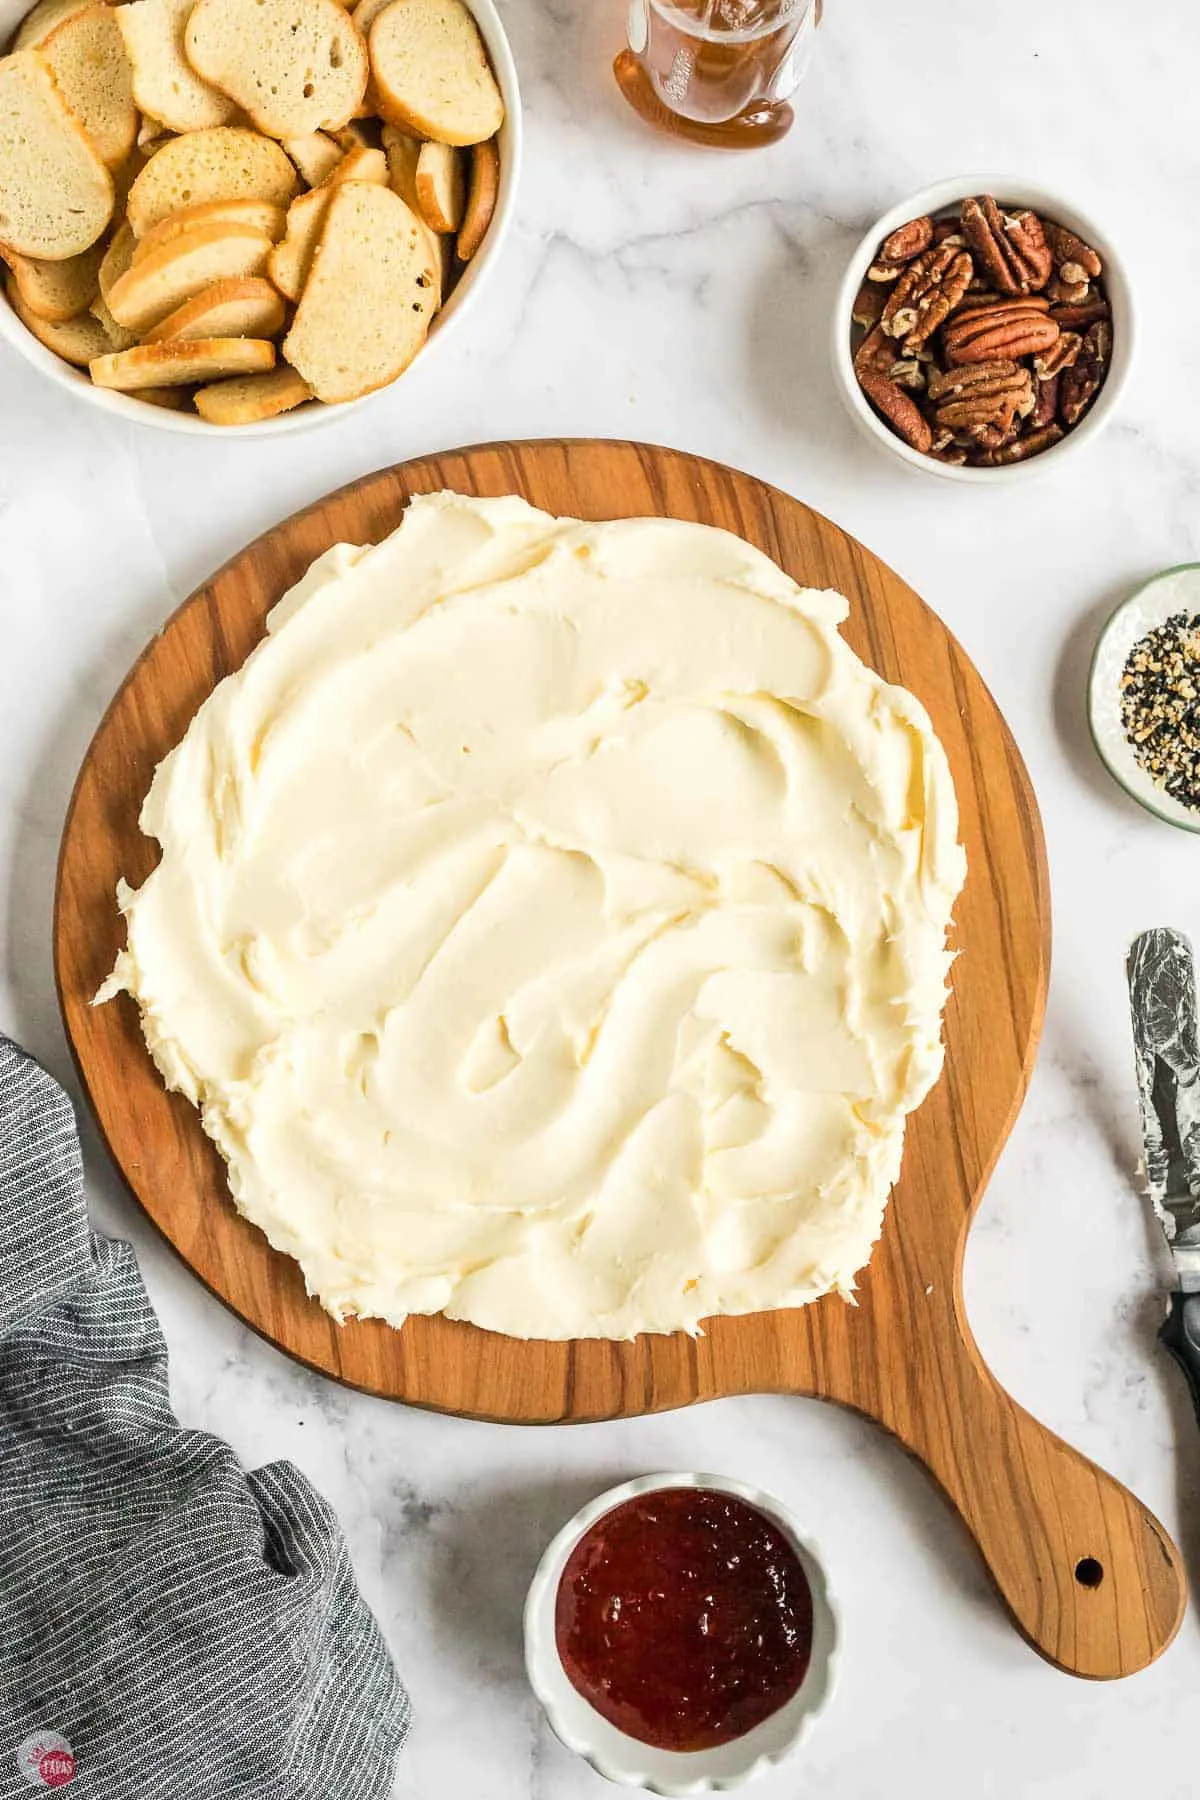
(1159, 1291, 1200, 1423)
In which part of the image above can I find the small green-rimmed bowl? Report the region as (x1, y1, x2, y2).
(1088, 565, 1200, 832)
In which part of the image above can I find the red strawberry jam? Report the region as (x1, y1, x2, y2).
(555, 1487, 813, 1752)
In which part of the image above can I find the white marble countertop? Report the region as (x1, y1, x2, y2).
(5, 0, 1200, 1793)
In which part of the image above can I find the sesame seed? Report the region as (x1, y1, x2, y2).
(1120, 612, 1200, 809)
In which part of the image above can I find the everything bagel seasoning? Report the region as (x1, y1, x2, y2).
(1120, 612, 1200, 809)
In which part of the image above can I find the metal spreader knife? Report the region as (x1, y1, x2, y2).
(1128, 926, 1200, 1416)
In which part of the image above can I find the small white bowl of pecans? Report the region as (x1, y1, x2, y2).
(832, 176, 1133, 481)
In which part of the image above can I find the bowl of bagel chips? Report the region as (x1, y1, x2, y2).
(0, 0, 519, 430)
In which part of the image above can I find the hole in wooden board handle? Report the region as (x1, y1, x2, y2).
(1075, 1557, 1105, 1589)
(887, 1334, 1185, 1678)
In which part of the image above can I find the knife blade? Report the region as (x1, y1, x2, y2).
(1128, 926, 1200, 1417)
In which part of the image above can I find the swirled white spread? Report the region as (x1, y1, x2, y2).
(98, 491, 966, 1339)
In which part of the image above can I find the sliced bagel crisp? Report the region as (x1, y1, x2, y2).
(89, 334, 275, 388)
(133, 199, 287, 263)
(2, 238, 103, 322)
(349, 0, 392, 37)
(136, 112, 173, 152)
(417, 214, 445, 305)
(144, 275, 285, 341)
(384, 141, 446, 317)
(12, 0, 89, 52)
(348, 0, 390, 110)
(117, 0, 239, 134)
(268, 159, 393, 301)
(0, 53, 113, 260)
(90, 290, 139, 349)
(125, 127, 299, 236)
(107, 222, 274, 331)
(185, 0, 368, 138)
(266, 185, 329, 300)
(330, 117, 379, 150)
(282, 131, 343, 187)
(40, 7, 138, 168)
(194, 364, 312, 423)
(111, 147, 146, 210)
(381, 122, 420, 209)
(369, 0, 503, 146)
(282, 180, 437, 402)
(413, 138, 462, 233)
(5, 275, 111, 364)
(456, 133, 497, 261)
(137, 384, 190, 407)
(328, 144, 388, 185)
(98, 220, 136, 302)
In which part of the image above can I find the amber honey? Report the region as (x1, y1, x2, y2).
(615, 0, 819, 147)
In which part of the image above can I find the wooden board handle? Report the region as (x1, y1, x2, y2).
(886, 1302, 1186, 1678)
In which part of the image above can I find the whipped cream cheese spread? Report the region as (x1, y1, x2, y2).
(98, 492, 967, 1339)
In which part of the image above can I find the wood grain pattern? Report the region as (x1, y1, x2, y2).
(54, 439, 1184, 1679)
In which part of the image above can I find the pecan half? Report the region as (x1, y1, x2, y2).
(979, 423, 1065, 465)
(857, 367, 933, 453)
(867, 258, 905, 283)
(1032, 374, 1059, 428)
(853, 322, 896, 378)
(970, 422, 1020, 451)
(852, 279, 886, 331)
(880, 215, 934, 264)
(1033, 330, 1082, 379)
(888, 357, 926, 391)
(1049, 297, 1110, 329)
(942, 297, 1059, 366)
(1046, 222, 1103, 280)
(1046, 273, 1091, 306)
(926, 359, 1034, 434)
(1088, 317, 1113, 363)
(881, 243, 973, 349)
(961, 198, 1014, 291)
(1004, 209, 1054, 290)
(927, 359, 1027, 401)
(961, 196, 1053, 294)
(953, 289, 1008, 314)
(1058, 319, 1110, 427)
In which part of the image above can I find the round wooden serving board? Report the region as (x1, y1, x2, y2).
(56, 440, 1184, 1679)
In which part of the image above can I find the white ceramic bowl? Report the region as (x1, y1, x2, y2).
(0, 0, 521, 437)
(831, 174, 1134, 483)
(524, 1472, 839, 1796)
(1089, 564, 1200, 831)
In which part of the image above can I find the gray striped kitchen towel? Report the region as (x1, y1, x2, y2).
(0, 1036, 411, 1798)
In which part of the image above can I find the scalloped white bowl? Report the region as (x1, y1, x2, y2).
(0, 0, 521, 436)
(831, 174, 1134, 483)
(524, 1472, 839, 1796)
